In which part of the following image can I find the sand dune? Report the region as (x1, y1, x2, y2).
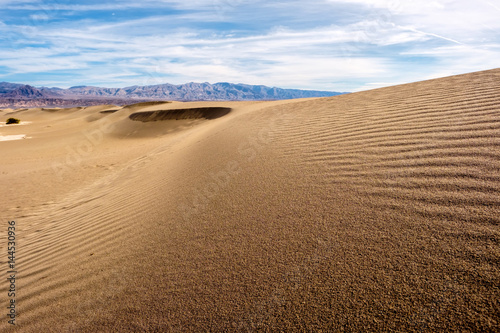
(0, 69, 499, 331)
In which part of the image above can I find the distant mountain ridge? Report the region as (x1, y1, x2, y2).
(0, 81, 344, 108)
(63, 82, 342, 100)
(4, 85, 47, 98)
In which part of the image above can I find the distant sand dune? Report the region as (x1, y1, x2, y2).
(119, 101, 172, 113)
(123, 101, 172, 108)
(40, 107, 65, 112)
(0, 69, 499, 332)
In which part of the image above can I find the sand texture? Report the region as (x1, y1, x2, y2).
(0, 69, 499, 331)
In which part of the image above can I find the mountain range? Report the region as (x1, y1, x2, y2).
(0, 81, 344, 108)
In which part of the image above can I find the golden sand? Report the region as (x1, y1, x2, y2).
(0, 69, 499, 331)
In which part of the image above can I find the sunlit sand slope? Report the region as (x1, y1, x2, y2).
(0, 69, 499, 332)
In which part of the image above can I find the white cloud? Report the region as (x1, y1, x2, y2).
(29, 14, 51, 21)
(0, 0, 499, 90)
(3, 0, 259, 12)
(0, 0, 39, 5)
(327, 0, 500, 42)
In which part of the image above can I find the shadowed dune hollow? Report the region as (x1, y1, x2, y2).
(129, 107, 232, 122)
(99, 109, 120, 114)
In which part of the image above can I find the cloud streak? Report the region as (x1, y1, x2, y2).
(0, 0, 498, 90)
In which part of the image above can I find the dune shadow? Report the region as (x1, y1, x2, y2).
(41, 107, 82, 112)
(129, 107, 231, 122)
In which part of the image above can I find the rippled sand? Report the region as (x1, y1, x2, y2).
(1, 69, 499, 331)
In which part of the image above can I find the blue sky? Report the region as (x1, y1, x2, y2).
(0, 0, 499, 91)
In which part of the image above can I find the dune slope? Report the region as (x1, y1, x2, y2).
(0, 69, 499, 331)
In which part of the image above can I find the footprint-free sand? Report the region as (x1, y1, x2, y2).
(1, 69, 499, 331)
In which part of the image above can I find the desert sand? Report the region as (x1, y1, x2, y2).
(0, 69, 499, 331)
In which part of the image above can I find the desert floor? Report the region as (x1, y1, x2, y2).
(1, 69, 499, 331)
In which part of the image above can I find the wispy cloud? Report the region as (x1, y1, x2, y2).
(0, 0, 498, 90)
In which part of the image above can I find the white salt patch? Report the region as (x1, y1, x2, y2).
(0, 135, 29, 141)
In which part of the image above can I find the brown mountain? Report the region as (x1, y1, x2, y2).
(4, 84, 48, 98)
(0, 81, 344, 108)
